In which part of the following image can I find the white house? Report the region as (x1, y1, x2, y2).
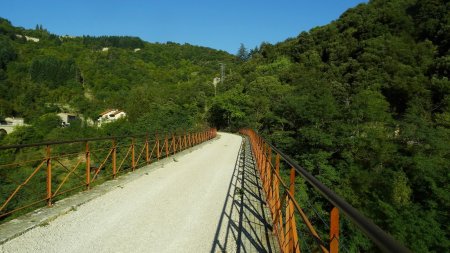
(97, 109, 126, 126)
(57, 113, 77, 127)
(4, 117, 25, 126)
(15, 34, 40, 42)
(25, 36, 40, 42)
(102, 47, 109, 52)
(0, 117, 26, 134)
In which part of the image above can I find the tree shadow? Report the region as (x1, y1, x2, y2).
(210, 137, 278, 253)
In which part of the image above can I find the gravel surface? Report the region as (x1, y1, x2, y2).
(1, 133, 243, 253)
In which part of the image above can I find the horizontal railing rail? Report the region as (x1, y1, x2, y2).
(0, 134, 148, 150)
(0, 128, 217, 220)
(240, 129, 411, 253)
(0, 130, 201, 150)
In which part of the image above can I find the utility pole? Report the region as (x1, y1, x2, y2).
(219, 63, 225, 85)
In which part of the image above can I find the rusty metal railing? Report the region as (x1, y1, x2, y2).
(240, 129, 411, 253)
(0, 129, 217, 220)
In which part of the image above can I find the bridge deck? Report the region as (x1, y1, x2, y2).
(0, 133, 278, 253)
(211, 136, 279, 253)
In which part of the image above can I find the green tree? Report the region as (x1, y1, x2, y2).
(236, 43, 249, 61)
(0, 37, 16, 69)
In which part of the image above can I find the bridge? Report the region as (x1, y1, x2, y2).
(0, 129, 411, 252)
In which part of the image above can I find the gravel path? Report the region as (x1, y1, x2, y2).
(1, 133, 244, 253)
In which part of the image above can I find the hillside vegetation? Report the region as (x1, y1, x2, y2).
(0, 0, 449, 251)
(0, 17, 236, 143)
(209, 0, 449, 251)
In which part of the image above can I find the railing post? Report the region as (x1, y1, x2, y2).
(265, 147, 272, 196)
(46, 145, 52, 206)
(146, 134, 149, 164)
(262, 144, 267, 181)
(257, 140, 261, 171)
(330, 207, 340, 253)
(131, 138, 135, 171)
(274, 154, 283, 239)
(272, 153, 280, 217)
(112, 139, 117, 178)
(165, 135, 169, 158)
(172, 134, 176, 154)
(86, 142, 90, 189)
(286, 168, 300, 253)
(267, 147, 273, 216)
(156, 134, 160, 160)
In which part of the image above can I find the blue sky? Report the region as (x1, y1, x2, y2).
(0, 0, 367, 53)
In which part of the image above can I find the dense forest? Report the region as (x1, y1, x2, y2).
(0, 0, 449, 252)
(210, 0, 449, 252)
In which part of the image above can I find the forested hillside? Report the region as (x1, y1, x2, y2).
(0, 0, 448, 251)
(209, 0, 449, 251)
(0, 17, 236, 143)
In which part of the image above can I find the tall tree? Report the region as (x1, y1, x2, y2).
(236, 43, 249, 61)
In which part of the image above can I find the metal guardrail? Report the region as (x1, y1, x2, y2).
(240, 129, 411, 253)
(0, 129, 217, 220)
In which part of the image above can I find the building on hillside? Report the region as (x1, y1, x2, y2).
(102, 47, 109, 52)
(15, 34, 40, 42)
(25, 36, 39, 42)
(4, 117, 25, 126)
(57, 113, 77, 127)
(0, 117, 26, 134)
(97, 109, 126, 126)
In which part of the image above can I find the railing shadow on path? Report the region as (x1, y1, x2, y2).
(210, 136, 279, 253)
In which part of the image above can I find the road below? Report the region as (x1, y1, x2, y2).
(1, 133, 248, 253)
